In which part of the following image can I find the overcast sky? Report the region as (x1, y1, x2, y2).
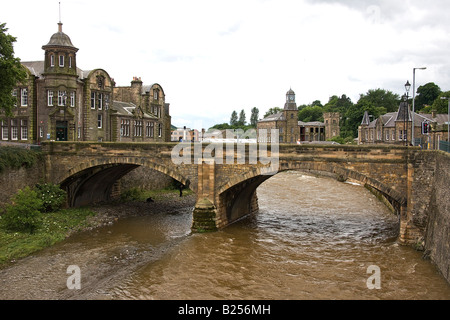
(2, 0, 450, 130)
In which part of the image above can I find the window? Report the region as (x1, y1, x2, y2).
(21, 120, 28, 140)
(392, 130, 395, 141)
(77, 127, 81, 139)
(121, 119, 130, 137)
(146, 122, 155, 137)
(386, 131, 389, 141)
(70, 92, 75, 107)
(98, 93, 103, 110)
(105, 94, 109, 110)
(59, 55, 64, 67)
(134, 120, 143, 137)
(48, 91, 54, 106)
(50, 55, 55, 67)
(153, 89, 158, 100)
(1, 121, 8, 140)
(11, 119, 18, 140)
(399, 130, 403, 141)
(21, 88, 28, 106)
(12, 89, 17, 107)
(91, 92, 96, 109)
(69, 56, 72, 68)
(58, 91, 66, 106)
(39, 126, 43, 138)
(97, 114, 102, 129)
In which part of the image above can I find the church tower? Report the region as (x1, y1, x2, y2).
(284, 88, 298, 143)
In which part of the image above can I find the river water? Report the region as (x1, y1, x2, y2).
(1, 171, 449, 300)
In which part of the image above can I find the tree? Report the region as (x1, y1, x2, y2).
(2, 187, 44, 234)
(238, 109, 246, 126)
(0, 22, 27, 116)
(250, 107, 259, 127)
(230, 110, 238, 126)
(426, 91, 450, 114)
(263, 107, 283, 118)
(415, 82, 442, 111)
(298, 106, 324, 122)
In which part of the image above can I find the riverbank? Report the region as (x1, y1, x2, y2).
(0, 189, 196, 268)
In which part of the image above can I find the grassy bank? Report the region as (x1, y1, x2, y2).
(0, 207, 95, 267)
(0, 187, 194, 268)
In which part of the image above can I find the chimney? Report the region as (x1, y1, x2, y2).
(432, 110, 436, 118)
(58, 22, 63, 33)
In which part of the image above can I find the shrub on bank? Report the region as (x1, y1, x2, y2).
(35, 183, 66, 213)
(1, 187, 44, 234)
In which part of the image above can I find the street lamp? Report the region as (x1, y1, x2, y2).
(412, 67, 427, 145)
(404, 81, 411, 145)
(440, 96, 450, 145)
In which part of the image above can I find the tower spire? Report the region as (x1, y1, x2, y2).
(58, 2, 63, 32)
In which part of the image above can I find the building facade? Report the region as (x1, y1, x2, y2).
(358, 99, 448, 149)
(257, 89, 339, 143)
(1, 22, 171, 144)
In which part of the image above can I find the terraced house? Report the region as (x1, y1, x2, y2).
(1, 21, 171, 144)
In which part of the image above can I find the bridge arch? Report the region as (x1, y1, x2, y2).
(59, 157, 194, 207)
(216, 161, 406, 226)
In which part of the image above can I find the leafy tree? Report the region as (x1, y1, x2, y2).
(250, 107, 259, 127)
(425, 91, 450, 114)
(415, 82, 442, 111)
(263, 107, 283, 118)
(230, 110, 238, 126)
(2, 187, 44, 234)
(0, 22, 27, 116)
(238, 109, 246, 126)
(355, 89, 399, 113)
(298, 106, 324, 122)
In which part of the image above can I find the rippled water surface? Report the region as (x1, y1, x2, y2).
(1, 171, 449, 300)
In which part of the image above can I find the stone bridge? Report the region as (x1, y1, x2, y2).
(41, 141, 426, 245)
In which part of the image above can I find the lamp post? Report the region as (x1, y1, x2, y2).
(412, 67, 427, 145)
(404, 81, 411, 146)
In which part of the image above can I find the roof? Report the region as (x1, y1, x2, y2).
(21, 60, 90, 80)
(259, 112, 284, 122)
(298, 121, 325, 127)
(42, 23, 78, 51)
(111, 101, 158, 119)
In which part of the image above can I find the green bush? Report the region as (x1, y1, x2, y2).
(2, 187, 44, 234)
(35, 183, 66, 212)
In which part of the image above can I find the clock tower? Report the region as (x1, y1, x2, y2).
(284, 88, 298, 143)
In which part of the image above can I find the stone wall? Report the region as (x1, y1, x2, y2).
(0, 161, 45, 209)
(423, 151, 450, 283)
(118, 165, 175, 191)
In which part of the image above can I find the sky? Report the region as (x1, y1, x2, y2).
(2, 0, 450, 130)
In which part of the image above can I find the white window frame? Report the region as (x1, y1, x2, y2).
(50, 55, 55, 67)
(97, 114, 102, 129)
(91, 92, 96, 109)
(59, 55, 64, 67)
(70, 92, 75, 107)
(11, 119, 18, 140)
(48, 91, 54, 106)
(21, 88, 28, 107)
(58, 91, 66, 106)
(20, 120, 28, 140)
(1, 121, 8, 140)
(69, 56, 72, 68)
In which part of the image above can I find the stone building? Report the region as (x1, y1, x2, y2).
(1, 21, 171, 144)
(358, 98, 449, 149)
(257, 89, 339, 143)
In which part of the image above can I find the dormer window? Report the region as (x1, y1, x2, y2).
(59, 55, 64, 67)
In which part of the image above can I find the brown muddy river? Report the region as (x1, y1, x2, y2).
(1, 171, 449, 300)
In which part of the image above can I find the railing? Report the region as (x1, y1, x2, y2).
(439, 141, 450, 153)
